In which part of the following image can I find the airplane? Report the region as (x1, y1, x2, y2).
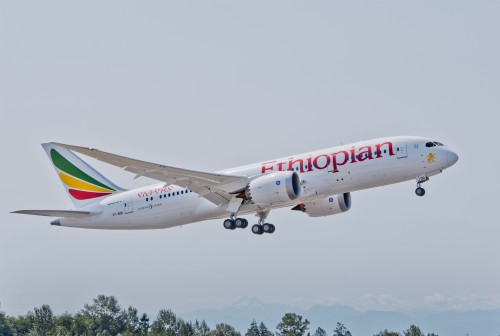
(12, 136, 458, 234)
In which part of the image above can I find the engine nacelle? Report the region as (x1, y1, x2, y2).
(293, 193, 352, 217)
(246, 171, 301, 205)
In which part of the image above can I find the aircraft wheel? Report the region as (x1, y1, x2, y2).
(251, 224, 263, 235)
(415, 187, 426, 197)
(235, 218, 248, 229)
(223, 219, 236, 230)
(263, 223, 275, 234)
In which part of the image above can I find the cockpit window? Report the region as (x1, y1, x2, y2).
(426, 141, 445, 147)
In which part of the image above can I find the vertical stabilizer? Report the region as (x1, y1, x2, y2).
(42, 143, 125, 209)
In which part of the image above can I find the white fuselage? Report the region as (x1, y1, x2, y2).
(57, 136, 458, 229)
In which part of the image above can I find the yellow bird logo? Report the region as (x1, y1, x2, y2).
(427, 153, 436, 163)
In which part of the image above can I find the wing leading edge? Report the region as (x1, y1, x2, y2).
(51, 143, 250, 206)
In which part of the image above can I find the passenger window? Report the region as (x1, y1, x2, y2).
(177, 191, 179, 195)
(146, 198, 148, 201)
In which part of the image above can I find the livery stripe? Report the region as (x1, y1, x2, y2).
(68, 189, 112, 200)
(50, 149, 115, 191)
(59, 172, 114, 193)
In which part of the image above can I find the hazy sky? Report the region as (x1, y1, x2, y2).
(1, 1, 499, 317)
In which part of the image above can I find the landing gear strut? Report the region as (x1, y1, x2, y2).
(251, 210, 275, 235)
(415, 175, 429, 197)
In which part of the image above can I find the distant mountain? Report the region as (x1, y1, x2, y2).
(180, 297, 500, 336)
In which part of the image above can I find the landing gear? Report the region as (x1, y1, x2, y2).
(223, 210, 275, 235)
(223, 213, 248, 230)
(223, 218, 236, 230)
(251, 210, 275, 235)
(415, 175, 429, 197)
(251, 224, 263, 235)
(262, 223, 275, 233)
(235, 218, 248, 229)
(415, 187, 426, 197)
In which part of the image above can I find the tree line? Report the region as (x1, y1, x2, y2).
(0, 295, 438, 336)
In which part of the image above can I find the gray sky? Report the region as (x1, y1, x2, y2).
(1, 1, 499, 317)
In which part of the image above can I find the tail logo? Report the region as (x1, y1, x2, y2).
(51, 149, 115, 200)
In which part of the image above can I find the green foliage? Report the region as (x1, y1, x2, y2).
(313, 327, 327, 336)
(31, 304, 55, 336)
(208, 323, 241, 336)
(332, 323, 351, 336)
(81, 294, 126, 335)
(7, 313, 34, 335)
(374, 330, 401, 336)
(276, 313, 309, 336)
(246, 320, 260, 336)
(54, 312, 73, 335)
(0, 296, 442, 336)
(194, 320, 211, 336)
(70, 313, 90, 335)
(0, 307, 14, 336)
(259, 322, 273, 336)
(403, 325, 424, 336)
(150, 309, 178, 336)
(140, 313, 151, 335)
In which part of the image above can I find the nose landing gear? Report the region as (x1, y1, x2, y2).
(415, 175, 429, 197)
(415, 186, 426, 196)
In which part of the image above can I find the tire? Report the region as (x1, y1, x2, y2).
(415, 187, 426, 197)
(223, 219, 236, 230)
(263, 223, 276, 234)
(251, 224, 263, 235)
(268, 224, 275, 233)
(235, 218, 248, 229)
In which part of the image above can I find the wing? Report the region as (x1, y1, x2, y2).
(11, 210, 96, 218)
(51, 143, 249, 206)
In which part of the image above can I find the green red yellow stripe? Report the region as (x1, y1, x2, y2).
(50, 149, 115, 191)
(59, 172, 114, 193)
(68, 189, 112, 200)
(51, 148, 115, 200)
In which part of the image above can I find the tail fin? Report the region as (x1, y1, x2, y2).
(42, 143, 125, 209)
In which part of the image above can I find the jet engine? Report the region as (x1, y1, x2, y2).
(292, 193, 351, 217)
(245, 171, 301, 205)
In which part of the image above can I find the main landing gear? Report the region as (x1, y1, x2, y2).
(223, 215, 248, 230)
(251, 223, 275, 235)
(415, 175, 429, 197)
(222, 210, 275, 235)
(250, 210, 275, 235)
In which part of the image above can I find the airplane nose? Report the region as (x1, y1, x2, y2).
(446, 151, 459, 167)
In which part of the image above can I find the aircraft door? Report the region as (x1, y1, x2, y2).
(124, 198, 133, 214)
(396, 142, 408, 159)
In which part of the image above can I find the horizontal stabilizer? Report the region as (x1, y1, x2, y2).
(11, 210, 98, 218)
